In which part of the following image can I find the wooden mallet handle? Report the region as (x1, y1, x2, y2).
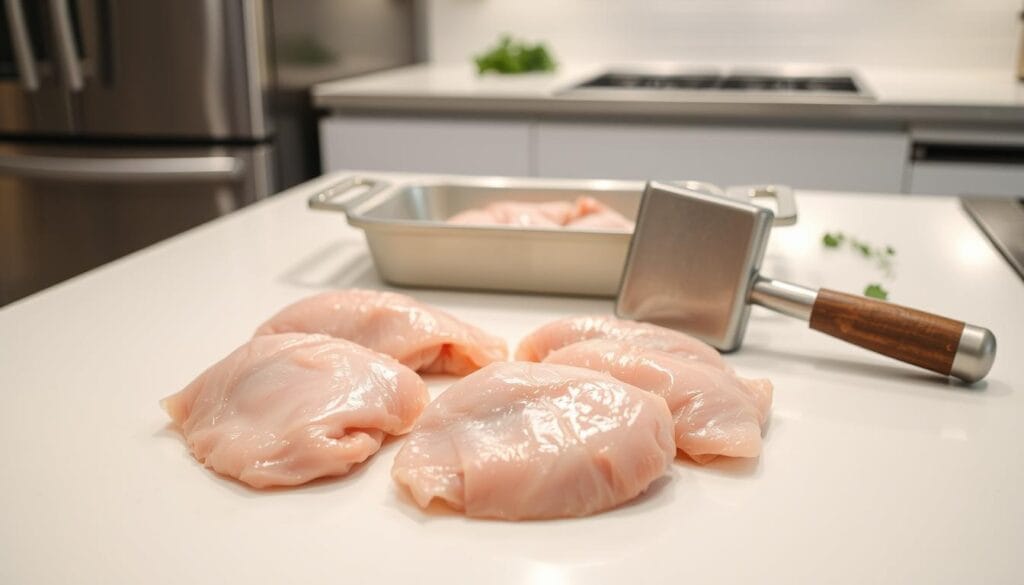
(749, 278, 996, 382)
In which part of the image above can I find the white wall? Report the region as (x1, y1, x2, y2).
(425, 0, 1021, 70)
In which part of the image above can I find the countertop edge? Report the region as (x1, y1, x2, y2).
(312, 93, 1024, 127)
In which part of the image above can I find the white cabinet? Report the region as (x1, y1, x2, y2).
(320, 116, 532, 176)
(909, 162, 1024, 197)
(534, 122, 910, 193)
(318, 114, 914, 192)
(907, 127, 1024, 197)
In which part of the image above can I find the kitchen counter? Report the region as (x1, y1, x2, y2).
(313, 63, 1024, 126)
(1, 171, 1022, 584)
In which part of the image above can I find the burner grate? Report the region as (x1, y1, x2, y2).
(576, 72, 861, 94)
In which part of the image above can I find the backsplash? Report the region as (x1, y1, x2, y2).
(425, 0, 1020, 70)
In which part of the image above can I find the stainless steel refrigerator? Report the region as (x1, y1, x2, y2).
(0, 0, 417, 305)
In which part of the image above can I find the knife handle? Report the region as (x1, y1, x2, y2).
(808, 289, 996, 383)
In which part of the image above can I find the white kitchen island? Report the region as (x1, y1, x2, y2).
(1, 171, 1022, 584)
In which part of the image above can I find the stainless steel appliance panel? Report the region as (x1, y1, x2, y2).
(0, 142, 272, 305)
(70, 0, 271, 138)
(0, 0, 74, 132)
(962, 197, 1024, 280)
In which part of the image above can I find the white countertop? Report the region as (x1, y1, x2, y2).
(312, 63, 1024, 126)
(1, 171, 1022, 584)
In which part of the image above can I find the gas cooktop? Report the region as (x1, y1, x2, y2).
(562, 68, 873, 101)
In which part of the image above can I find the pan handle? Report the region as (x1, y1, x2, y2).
(672, 180, 798, 226)
(669, 180, 725, 198)
(727, 185, 797, 226)
(308, 176, 390, 215)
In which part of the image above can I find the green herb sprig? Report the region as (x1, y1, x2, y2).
(474, 35, 556, 75)
(863, 283, 889, 300)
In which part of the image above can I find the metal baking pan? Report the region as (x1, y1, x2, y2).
(309, 174, 796, 297)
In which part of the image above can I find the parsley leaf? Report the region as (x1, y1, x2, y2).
(864, 283, 889, 300)
(822, 232, 844, 247)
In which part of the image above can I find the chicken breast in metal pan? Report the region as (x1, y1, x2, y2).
(447, 196, 633, 230)
(448, 200, 572, 227)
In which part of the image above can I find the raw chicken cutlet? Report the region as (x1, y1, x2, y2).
(516, 314, 727, 370)
(392, 361, 675, 520)
(162, 333, 428, 488)
(545, 339, 772, 463)
(254, 289, 507, 376)
(447, 196, 634, 230)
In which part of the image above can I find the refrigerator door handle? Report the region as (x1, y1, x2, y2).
(4, 0, 40, 91)
(0, 155, 244, 182)
(49, 0, 83, 91)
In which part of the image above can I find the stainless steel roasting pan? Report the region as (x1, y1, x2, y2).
(309, 174, 795, 297)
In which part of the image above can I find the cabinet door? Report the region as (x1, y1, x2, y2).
(536, 122, 909, 193)
(909, 162, 1024, 197)
(320, 116, 531, 176)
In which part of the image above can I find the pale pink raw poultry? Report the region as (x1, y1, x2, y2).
(544, 339, 772, 463)
(162, 333, 428, 488)
(447, 196, 634, 230)
(392, 362, 675, 520)
(515, 314, 727, 370)
(566, 209, 635, 230)
(254, 289, 507, 376)
(564, 196, 636, 230)
(448, 200, 573, 227)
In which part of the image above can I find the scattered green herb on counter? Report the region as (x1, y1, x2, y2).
(822, 231, 896, 267)
(822, 232, 844, 247)
(822, 231, 897, 298)
(851, 239, 872, 257)
(474, 35, 556, 74)
(864, 283, 889, 300)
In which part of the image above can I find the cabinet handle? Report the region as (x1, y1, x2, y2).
(0, 154, 244, 182)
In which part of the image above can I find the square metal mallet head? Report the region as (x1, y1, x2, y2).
(616, 181, 996, 383)
(616, 181, 774, 352)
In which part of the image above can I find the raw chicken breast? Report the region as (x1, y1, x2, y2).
(564, 196, 636, 230)
(545, 339, 772, 463)
(567, 210, 635, 230)
(254, 289, 507, 376)
(162, 333, 429, 488)
(447, 196, 634, 231)
(392, 362, 675, 519)
(516, 314, 727, 370)
(448, 200, 573, 227)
